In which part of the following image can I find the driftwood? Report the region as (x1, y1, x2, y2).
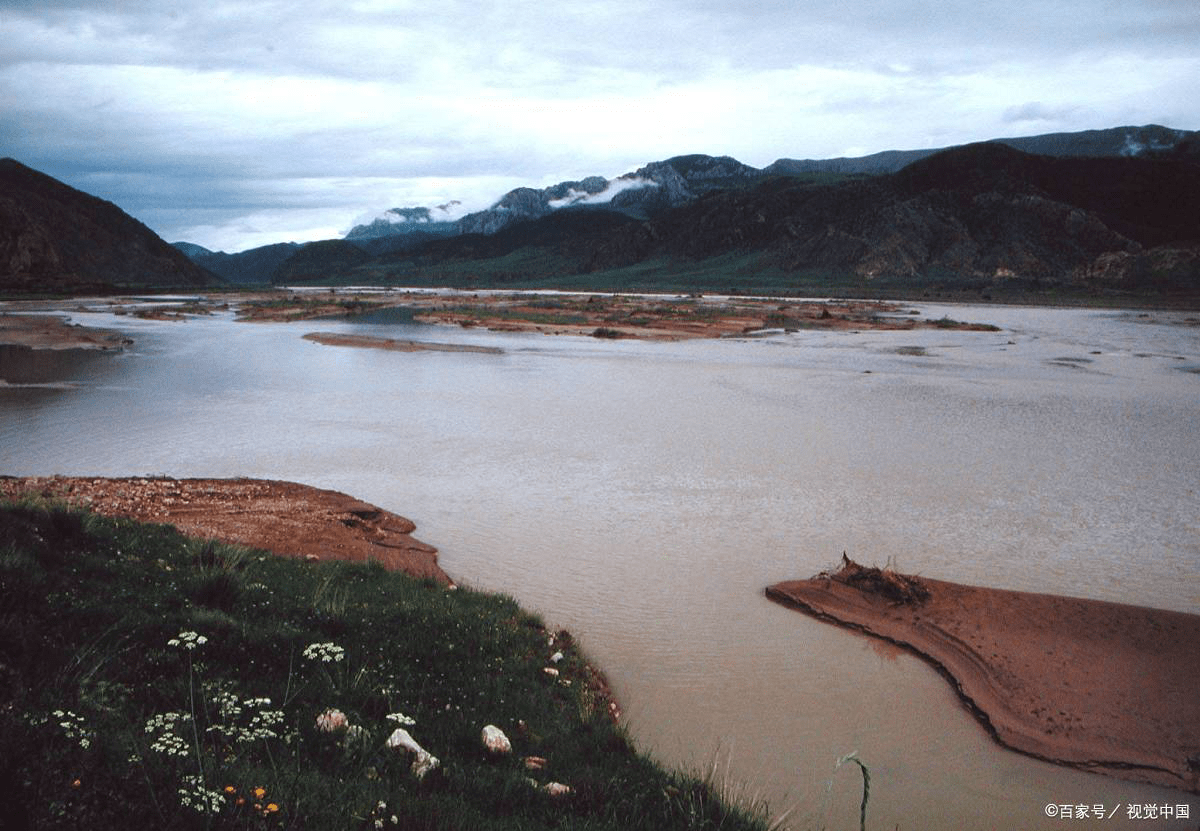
(820, 553, 931, 606)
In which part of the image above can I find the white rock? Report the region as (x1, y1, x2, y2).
(316, 708, 348, 733)
(411, 750, 440, 780)
(386, 727, 440, 779)
(386, 727, 421, 753)
(542, 782, 572, 797)
(481, 724, 512, 756)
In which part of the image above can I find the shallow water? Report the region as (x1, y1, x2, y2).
(2, 298, 1198, 828)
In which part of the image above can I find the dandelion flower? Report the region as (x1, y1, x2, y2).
(266, 803, 279, 813)
(253, 787, 266, 800)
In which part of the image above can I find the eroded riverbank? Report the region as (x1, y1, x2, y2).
(767, 558, 1200, 794)
(0, 475, 449, 582)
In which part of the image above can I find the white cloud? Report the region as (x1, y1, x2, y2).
(1, 0, 1197, 252)
(546, 177, 657, 209)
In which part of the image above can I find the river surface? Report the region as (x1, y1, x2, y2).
(3, 297, 1198, 829)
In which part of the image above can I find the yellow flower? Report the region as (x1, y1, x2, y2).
(253, 787, 266, 799)
(266, 803, 279, 813)
(223, 785, 237, 794)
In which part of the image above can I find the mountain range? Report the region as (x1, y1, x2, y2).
(2, 125, 1198, 301)
(170, 124, 1199, 301)
(341, 124, 1198, 244)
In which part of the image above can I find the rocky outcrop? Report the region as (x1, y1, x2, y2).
(455, 155, 759, 236)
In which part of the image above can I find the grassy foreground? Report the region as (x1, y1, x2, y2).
(0, 499, 780, 831)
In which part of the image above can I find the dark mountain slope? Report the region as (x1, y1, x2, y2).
(173, 241, 301, 285)
(765, 124, 1199, 177)
(348, 143, 1200, 300)
(271, 239, 372, 284)
(892, 143, 1200, 246)
(0, 158, 215, 293)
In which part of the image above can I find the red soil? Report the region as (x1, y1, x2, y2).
(767, 558, 1200, 794)
(0, 476, 450, 584)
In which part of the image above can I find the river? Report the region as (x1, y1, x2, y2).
(2, 297, 1198, 829)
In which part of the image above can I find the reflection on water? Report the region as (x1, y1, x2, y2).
(0, 344, 117, 386)
(2, 301, 1198, 829)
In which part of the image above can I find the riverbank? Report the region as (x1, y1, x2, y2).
(0, 475, 449, 583)
(0, 313, 133, 350)
(0, 488, 779, 830)
(766, 557, 1200, 794)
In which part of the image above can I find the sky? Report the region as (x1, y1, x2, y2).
(2, 0, 1198, 253)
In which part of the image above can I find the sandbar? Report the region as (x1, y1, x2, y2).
(0, 475, 450, 584)
(766, 557, 1200, 793)
(302, 331, 502, 353)
(0, 313, 133, 350)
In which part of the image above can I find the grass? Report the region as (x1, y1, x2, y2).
(0, 498, 783, 831)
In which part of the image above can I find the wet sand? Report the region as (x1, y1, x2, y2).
(767, 558, 1200, 793)
(302, 331, 503, 353)
(0, 475, 450, 584)
(0, 313, 133, 350)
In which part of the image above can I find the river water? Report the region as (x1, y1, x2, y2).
(2, 297, 1198, 829)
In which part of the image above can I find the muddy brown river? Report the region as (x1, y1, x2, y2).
(3, 297, 1197, 828)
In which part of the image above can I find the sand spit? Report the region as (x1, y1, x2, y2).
(766, 557, 1200, 793)
(302, 331, 503, 354)
(0, 476, 450, 584)
(0, 313, 133, 350)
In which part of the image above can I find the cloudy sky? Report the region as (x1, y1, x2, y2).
(3, 0, 1198, 252)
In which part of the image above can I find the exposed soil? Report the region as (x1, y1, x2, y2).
(0, 475, 450, 584)
(766, 557, 1200, 793)
(302, 332, 503, 354)
(3, 291, 1002, 345)
(225, 290, 1000, 340)
(0, 313, 133, 350)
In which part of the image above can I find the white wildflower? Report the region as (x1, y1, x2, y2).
(168, 631, 207, 651)
(207, 694, 283, 744)
(177, 774, 225, 814)
(302, 642, 345, 663)
(50, 709, 95, 750)
(385, 712, 416, 726)
(145, 712, 192, 757)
